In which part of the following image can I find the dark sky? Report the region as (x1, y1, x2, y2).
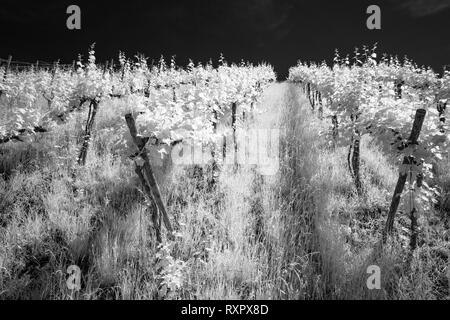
(0, 0, 449, 79)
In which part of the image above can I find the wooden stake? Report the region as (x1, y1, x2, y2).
(135, 165, 162, 243)
(231, 102, 238, 167)
(3, 55, 12, 81)
(71, 61, 76, 76)
(103, 61, 109, 76)
(383, 109, 426, 242)
(78, 100, 99, 165)
(125, 113, 174, 239)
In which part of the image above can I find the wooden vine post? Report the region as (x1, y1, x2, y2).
(409, 171, 423, 252)
(231, 102, 238, 167)
(0, 55, 12, 98)
(351, 136, 362, 196)
(437, 101, 447, 133)
(306, 83, 314, 110)
(102, 61, 109, 77)
(77, 99, 99, 165)
(331, 115, 338, 143)
(317, 91, 323, 119)
(70, 61, 76, 76)
(209, 108, 219, 188)
(3, 55, 12, 80)
(43, 61, 59, 109)
(394, 79, 404, 99)
(348, 113, 363, 196)
(125, 113, 174, 242)
(383, 108, 427, 243)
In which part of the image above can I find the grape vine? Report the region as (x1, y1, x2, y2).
(289, 45, 449, 247)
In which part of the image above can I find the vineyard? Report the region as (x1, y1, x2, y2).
(289, 46, 450, 252)
(0, 45, 450, 299)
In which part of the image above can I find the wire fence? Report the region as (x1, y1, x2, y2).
(0, 56, 116, 73)
(0, 56, 74, 72)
